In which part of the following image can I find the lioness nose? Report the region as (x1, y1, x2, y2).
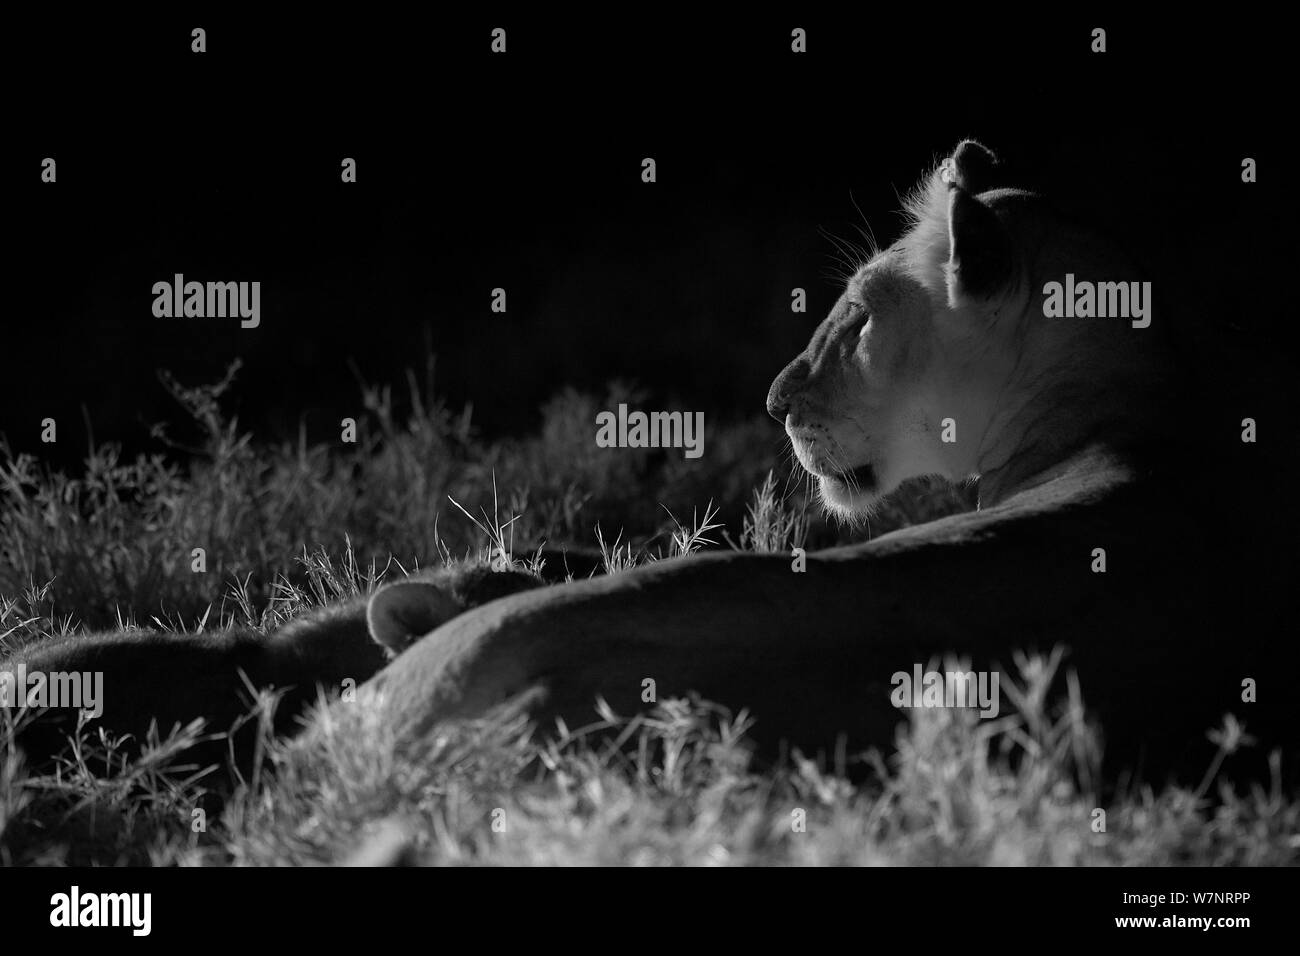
(766, 359, 809, 423)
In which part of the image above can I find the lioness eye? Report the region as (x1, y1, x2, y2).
(857, 317, 872, 337)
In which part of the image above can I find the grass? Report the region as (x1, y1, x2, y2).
(0, 364, 1294, 866)
(223, 659, 1298, 867)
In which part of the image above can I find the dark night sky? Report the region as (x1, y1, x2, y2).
(4, 14, 1288, 467)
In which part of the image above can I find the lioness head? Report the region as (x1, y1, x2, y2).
(768, 141, 1158, 517)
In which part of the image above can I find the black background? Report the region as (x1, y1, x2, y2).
(4, 13, 1288, 467)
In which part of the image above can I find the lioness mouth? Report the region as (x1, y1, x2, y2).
(829, 463, 877, 491)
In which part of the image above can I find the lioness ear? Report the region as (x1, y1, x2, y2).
(945, 187, 1013, 309)
(940, 140, 1001, 194)
(366, 582, 462, 654)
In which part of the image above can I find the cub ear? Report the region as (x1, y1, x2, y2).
(366, 582, 463, 655)
(945, 187, 1014, 309)
(939, 140, 1001, 194)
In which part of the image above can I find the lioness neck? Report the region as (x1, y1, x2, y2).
(972, 313, 1166, 507)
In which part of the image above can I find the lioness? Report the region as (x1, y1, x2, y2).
(353, 142, 1287, 781)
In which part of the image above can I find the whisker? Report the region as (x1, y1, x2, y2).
(818, 226, 868, 282)
(847, 191, 881, 259)
(823, 442, 862, 503)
